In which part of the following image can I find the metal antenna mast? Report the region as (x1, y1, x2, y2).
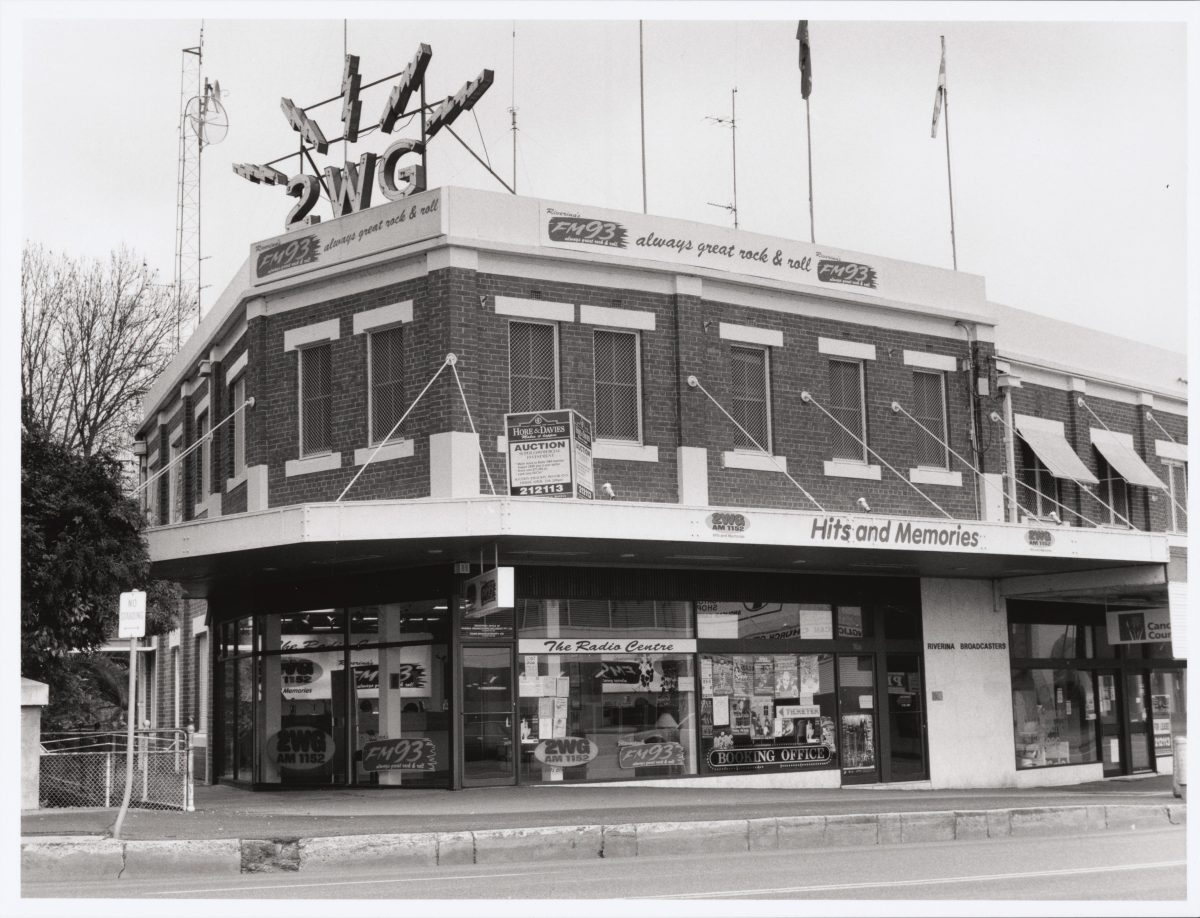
(174, 27, 203, 350)
(705, 87, 738, 229)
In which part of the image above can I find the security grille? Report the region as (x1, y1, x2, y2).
(911, 370, 949, 468)
(300, 343, 332, 455)
(509, 321, 557, 412)
(195, 411, 209, 503)
(828, 359, 866, 461)
(370, 326, 406, 443)
(1017, 441, 1059, 518)
(1165, 460, 1187, 532)
(39, 730, 194, 811)
(170, 441, 184, 523)
(1098, 456, 1129, 525)
(593, 330, 640, 440)
(730, 346, 770, 450)
(231, 377, 246, 476)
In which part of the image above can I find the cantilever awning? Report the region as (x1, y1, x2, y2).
(1091, 429, 1166, 490)
(1014, 418, 1099, 485)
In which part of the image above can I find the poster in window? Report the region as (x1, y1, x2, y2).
(732, 658, 751, 695)
(712, 694, 730, 727)
(552, 697, 568, 738)
(750, 696, 774, 740)
(1152, 694, 1172, 715)
(538, 696, 554, 740)
(700, 657, 714, 695)
(799, 655, 820, 696)
(711, 725, 734, 750)
(700, 697, 714, 737)
(821, 716, 837, 752)
(712, 657, 733, 695)
(774, 656, 799, 698)
(752, 656, 775, 694)
(887, 672, 907, 694)
(838, 606, 864, 638)
(840, 713, 875, 772)
(731, 697, 751, 736)
(800, 607, 833, 640)
(774, 714, 798, 739)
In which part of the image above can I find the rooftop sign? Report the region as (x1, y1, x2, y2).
(233, 44, 492, 232)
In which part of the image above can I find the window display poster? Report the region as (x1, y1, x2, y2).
(840, 713, 875, 772)
(712, 725, 733, 750)
(538, 697, 554, 740)
(524, 655, 538, 678)
(838, 606, 864, 638)
(712, 694, 730, 727)
(887, 672, 907, 694)
(701, 657, 714, 694)
(774, 656, 799, 697)
(712, 657, 733, 695)
(700, 697, 714, 737)
(552, 697, 568, 738)
(1152, 694, 1172, 715)
(774, 715, 797, 739)
(799, 655, 820, 696)
(697, 610, 739, 638)
(800, 607, 833, 640)
(731, 696, 752, 736)
(557, 676, 571, 697)
(732, 658, 751, 695)
(820, 716, 837, 751)
(752, 656, 775, 694)
(750, 696, 774, 740)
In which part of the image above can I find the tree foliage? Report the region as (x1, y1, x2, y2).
(21, 418, 176, 696)
(21, 243, 185, 456)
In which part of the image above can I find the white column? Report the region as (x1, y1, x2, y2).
(429, 432, 482, 498)
(677, 446, 709, 506)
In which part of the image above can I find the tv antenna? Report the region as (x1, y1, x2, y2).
(705, 87, 738, 229)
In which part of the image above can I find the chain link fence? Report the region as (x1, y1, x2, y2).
(39, 729, 194, 811)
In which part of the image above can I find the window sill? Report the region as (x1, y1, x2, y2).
(593, 441, 658, 463)
(722, 450, 788, 473)
(908, 467, 962, 487)
(354, 439, 415, 466)
(225, 472, 247, 491)
(823, 459, 881, 480)
(285, 452, 342, 477)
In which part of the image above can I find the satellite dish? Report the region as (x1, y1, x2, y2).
(186, 79, 229, 147)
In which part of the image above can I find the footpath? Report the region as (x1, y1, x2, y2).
(22, 774, 1185, 881)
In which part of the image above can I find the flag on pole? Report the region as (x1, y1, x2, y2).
(797, 21, 812, 100)
(931, 36, 946, 138)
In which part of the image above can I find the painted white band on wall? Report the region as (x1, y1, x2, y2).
(902, 350, 958, 372)
(580, 304, 655, 330)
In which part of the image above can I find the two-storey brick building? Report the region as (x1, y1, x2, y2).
(135, 186, 1186, 791)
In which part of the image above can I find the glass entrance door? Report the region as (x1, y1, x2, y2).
(838, 655, 879, 784)
(1097, 671, 1123, 776)
(1125, 672, 1154, 773)
(462, 646, 515, 787)
(885, 653, 927, 781)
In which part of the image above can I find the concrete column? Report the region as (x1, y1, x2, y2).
(21, 678, 49, 810)
(677, 446, 710, 506)
(246, 464, 269, 511)
(429, 432, 482, 498)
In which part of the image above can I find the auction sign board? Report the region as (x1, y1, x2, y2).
(505, 410, 593, 499)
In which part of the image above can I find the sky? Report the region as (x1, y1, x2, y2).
(5, 1, 1195, 356)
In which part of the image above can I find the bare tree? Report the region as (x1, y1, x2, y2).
(21, 243, 188, 456)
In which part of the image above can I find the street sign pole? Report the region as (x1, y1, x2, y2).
(112, 591, 146, 840)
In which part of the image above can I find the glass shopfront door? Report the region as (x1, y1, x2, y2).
(885, 653, 927, 782)
(1098, 671, 1123, 776)
(838, 655, 879, 784)
(462, 646, 516, 787)
(1125, 672, 1154, 773)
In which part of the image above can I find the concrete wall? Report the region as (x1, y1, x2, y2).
(22, 678, 49, 810)
(921, 579, 1017, 788)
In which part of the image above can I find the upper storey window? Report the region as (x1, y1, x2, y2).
(369, 325, 406, 444)
(509, 320, 558, 413)
(593, 329, 641, 442)
(911, 370, 949, 469)
(729, 345, 771, 452)
(299, 343, 333, 456)
(828, 359, 867, 462)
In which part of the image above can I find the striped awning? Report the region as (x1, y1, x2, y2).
(1092, 429, 1166, 490)
(1015, 420, 1099, 485)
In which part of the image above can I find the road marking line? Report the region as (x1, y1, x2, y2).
(648, 860, 1188, 898)
(148, 870, 528, 896)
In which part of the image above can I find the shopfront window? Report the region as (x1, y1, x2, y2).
(1011, 668, 1098, 768)
(1150, 671, 1186, 756)
(1009, 623, 1087, 659)
(516, 653, 697, 783)
(698, 653, 837, 774)
(696, 602, 833, 641)
(517, 599, 692, 638)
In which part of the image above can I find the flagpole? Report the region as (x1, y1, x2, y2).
(805, 98, 815, 243)
(940, 35, 958, 270)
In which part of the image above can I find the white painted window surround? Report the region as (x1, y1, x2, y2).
(818, 337, 876, 361)
(284, 318, 340, 352)
(593, 441, 659, 462)
(285, 452, 343, 477)
(494, 295, 574, 323)
(1156, 440, 1187, 462)
(719, 323, 783, 348)
(224, 351, 248, 384)
(353, 300, 413, 335)
(824, 459, 882, 480)
(723, 451, 788, 473)
(908, 468, 963, 487)
(353, 440, 415, 466)
(580, 304, 655, 330)
(902, 350, 958, 372)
